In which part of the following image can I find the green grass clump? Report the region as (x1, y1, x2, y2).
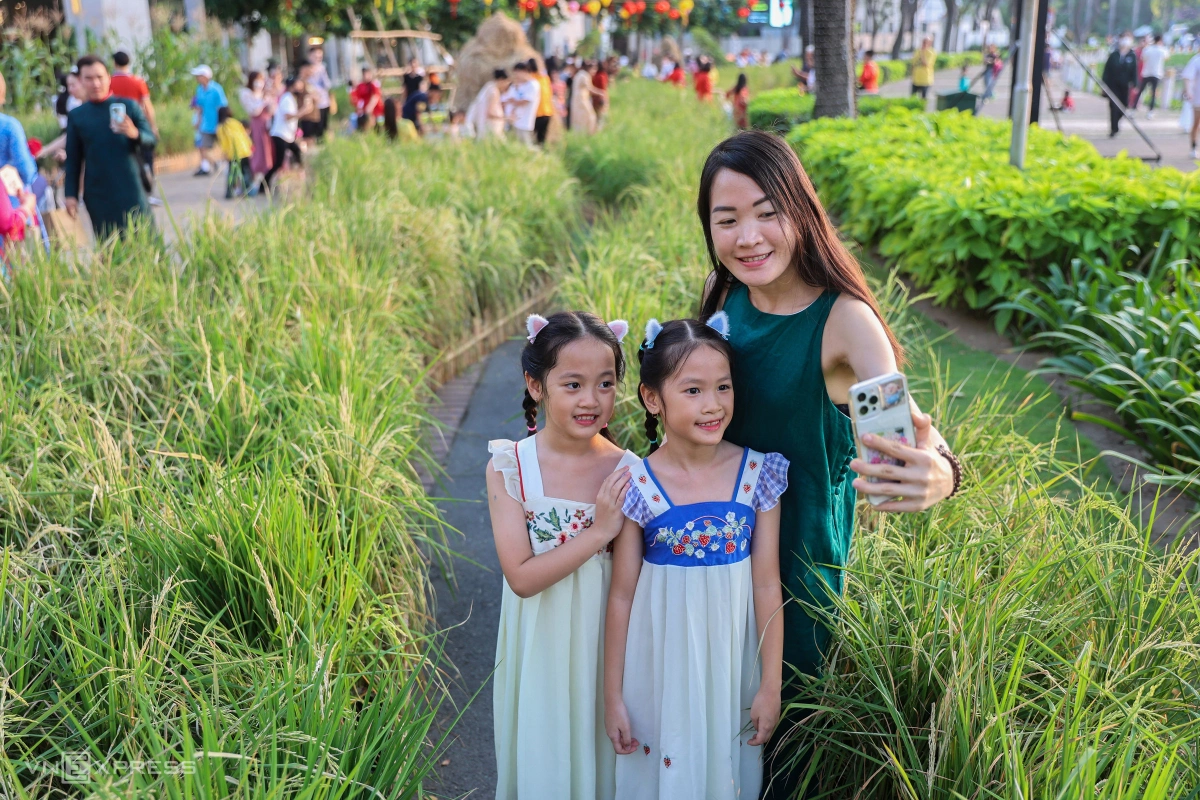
(0, 137, 579, 796)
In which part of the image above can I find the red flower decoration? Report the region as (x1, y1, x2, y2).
(725, 540, 737, 554)
(698, 534, 710, 547)
(663, 756, 672, 768)
(672, 544, 685, 556)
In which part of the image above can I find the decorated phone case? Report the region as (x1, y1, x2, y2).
(848, 372, 916, 506)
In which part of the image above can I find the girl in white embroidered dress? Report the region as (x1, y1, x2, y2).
(488, 311, 639, 800)
(604, 316, 787, 800)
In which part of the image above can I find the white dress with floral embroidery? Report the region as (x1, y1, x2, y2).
(616, 448, 789, 800)
(490, 436, 641, 800)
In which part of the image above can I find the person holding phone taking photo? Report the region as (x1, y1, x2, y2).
(63, 54, 157, 239)
(697, 131, 961, 797)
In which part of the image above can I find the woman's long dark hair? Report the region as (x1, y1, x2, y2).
(697, 130, 903, 363)
(383, 98, 399, 140)
(522, 312, 626, 444)
(733, 73, 747, 93)
(637, 318, 734, 454)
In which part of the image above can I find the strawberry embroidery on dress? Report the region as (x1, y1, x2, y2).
(749, 460, 758, 470)
(742, 483, 752, 494)
(652, 494, 662, 503)
(652, 511, 749, 560)
(638, 475, 648, 484)
(643, 745, 651, 755)
(663, 756, 672, 768)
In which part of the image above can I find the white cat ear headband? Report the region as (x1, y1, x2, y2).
(641, 311, 730, 350)
(526, 314, 630, 344)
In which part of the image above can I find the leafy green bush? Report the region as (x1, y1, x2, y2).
(935, 51, 984, 70)
(789, 109, 1200, 314)
(747, 88, 923, 133)
(133, 27, 244, 104)
(741, 58, 908, 94)
(0, 28, 75, 113)
(997, 246, 1200, 493)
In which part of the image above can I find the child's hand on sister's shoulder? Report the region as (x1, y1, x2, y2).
(604, 697, 641, 755)
(747, 684, 781, 746)
(593, 466, 632, 543)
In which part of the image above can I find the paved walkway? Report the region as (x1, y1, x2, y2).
(426, 339, 525, 800)
(880, 67, 1198, 172)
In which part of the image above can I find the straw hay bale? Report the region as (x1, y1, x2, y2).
(454, 12, 543, 113)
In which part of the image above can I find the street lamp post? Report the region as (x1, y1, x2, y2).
(1009, 0, 1040, 168)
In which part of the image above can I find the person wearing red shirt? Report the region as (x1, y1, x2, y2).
(110, 50, 159, 202)
(591, 60, 610, 126)
(694, 61, 714, 101)
(858, 50, 881, 95)
(351, 66, 383, 132)
(667, 64, 687, 87)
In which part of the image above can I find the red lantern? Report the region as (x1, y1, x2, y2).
(736, 5, 750, 16)
(668, 7, 679, 17)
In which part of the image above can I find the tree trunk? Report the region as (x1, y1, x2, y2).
(890, 0, 917, 58)
(1129, 0, 1140, 30)
(942, 0, 957, 51)
(1106, 0, 1117, 37)
(813, 0, 856, 118)
(1082, 0, 1096, 37)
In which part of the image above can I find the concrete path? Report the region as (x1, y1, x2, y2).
(880, 66, 1198, 172)
(426, 339, 525, 800)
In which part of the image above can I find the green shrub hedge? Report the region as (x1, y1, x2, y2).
(748, 89, 924, 133)
(788, 109, 1200, 315)
(998, 249, 1199, 491)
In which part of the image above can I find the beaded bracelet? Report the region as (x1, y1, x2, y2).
(935, 444, 962, 498)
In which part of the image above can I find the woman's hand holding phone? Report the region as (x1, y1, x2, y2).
(850, 397, 955, 512)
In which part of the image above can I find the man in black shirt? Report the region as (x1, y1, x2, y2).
(402, 58, 425, 102)
(1101, 34, 1138, 137)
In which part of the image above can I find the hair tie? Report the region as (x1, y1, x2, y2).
(526, 314, 550, 344)
(643, 319, 663, 350)
(527, 425, 538, 432)
(705, 311, 731, 340)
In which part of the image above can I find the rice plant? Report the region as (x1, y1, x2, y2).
(0, 138, 580, 797)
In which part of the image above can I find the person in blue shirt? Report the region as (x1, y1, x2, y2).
(0, 71, 39, 188)
(190, 64, 228, 176)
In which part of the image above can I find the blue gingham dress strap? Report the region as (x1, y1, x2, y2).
(733, 448, 766, 508)
(629, 458, 672, 519)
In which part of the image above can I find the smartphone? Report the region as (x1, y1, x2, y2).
(849, 372, 916, 506)
(109, 103, 127, 127)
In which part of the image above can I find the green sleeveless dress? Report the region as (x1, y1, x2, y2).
(722, 284, 856, 685)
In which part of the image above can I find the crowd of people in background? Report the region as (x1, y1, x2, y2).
(3, 29, 1200, 268)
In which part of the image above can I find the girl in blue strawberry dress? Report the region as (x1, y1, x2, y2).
(604, 313, 787, 799)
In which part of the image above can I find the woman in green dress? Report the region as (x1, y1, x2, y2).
(696, 131, 960, 798)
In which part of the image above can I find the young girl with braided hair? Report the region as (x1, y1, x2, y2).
(487, 310, 640, 800)
(604, 313, 787, 800)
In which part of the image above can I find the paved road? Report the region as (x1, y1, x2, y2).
(427, 339, 525, 800)
(70, 161, 296, 244)
(880, 67, 1198, 172)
